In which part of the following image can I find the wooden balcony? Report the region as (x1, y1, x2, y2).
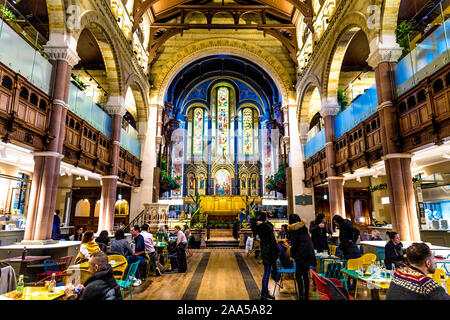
(0, 61, 142, 187)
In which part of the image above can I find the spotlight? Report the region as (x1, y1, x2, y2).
(84, 176, 88, 181)
(76, 176, 81, 180)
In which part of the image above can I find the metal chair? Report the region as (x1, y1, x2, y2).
(54, 256, 73, 272)
(108, 254, 128, 280)
(272, 259, 297, 299)
(320, 259, 347, 287)
(116, 261, 139, 300)
(34, 259, 63, 286)
(311, 269, 352, 300)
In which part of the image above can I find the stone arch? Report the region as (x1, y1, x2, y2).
(184, 11, 208, 24)
(297, 74, 323, 123)
(379, 0, 402, 38)
(124, 73, 149, 122)
(322, 12, 371, 104)
(74, 10, 124, 97)
(153, 38, 293, 107)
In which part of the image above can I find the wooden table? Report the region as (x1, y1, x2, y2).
(0, 256, 51, 278)
(341, 269, 391, 300)
(1, 286, 65, 300)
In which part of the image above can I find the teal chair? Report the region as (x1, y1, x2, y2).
(272, 259, 298, 299)
(117, 261, 139, 300)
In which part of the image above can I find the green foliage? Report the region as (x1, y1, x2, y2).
(70, 74, 87, 90)
(0, 5, 16, 22)
(368, 183, 388, 193)
(160, 157, 181, 189)
(396, 20, 414, 58)
(266, 164, 286, 192)
(338, 88, 348, 112)
(189, 193, 208, 229)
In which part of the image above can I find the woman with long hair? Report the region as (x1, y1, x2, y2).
(288, 214, 316, 300)
(69, 226, 84, 241)
(95, 230, 110, 252)
(252, 211, 279, 300)
(385, 231, 407, 270)
(74, 231, 101, 264)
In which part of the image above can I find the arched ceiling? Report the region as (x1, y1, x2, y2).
(165, 55, 281, 113)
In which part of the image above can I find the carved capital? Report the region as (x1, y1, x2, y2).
(377, 101, 394, 112)
(320, 103, 340, 117)
(367, 36, 403, 69)
(43, 45, 80, 67)
(105, 96, 126, 116)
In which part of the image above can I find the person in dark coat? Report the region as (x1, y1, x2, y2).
(332, 215, 361, 260)
(51, 210, 61, 240)
(288, 214, 316, 300)
(252, 211, 279, 300)
(384, 231, 407, 270)
(64, 251, 122, 300)
(309, 214, 330, 252)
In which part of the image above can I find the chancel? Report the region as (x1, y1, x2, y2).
(0, 0, 449, 302)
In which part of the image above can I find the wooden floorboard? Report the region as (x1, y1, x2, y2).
(181, 252, 211, 300)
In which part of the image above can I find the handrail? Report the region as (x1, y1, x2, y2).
(123, 209, 145, 233)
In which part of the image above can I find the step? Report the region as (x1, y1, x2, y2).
(206, 240, 240, 248)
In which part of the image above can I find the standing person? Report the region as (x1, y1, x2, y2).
(127, 225, 146, 287)
(174, 225, 187, 273)
(384, 231, 407, 270)
(69, 226, 84, 241)
(74, 231, 101, 264)
(51, 210, 61, 240)
(239, 208, 246, 224)
(386, 242, 450, 300)
(309, 214, 330, 253)
(288, 214, 316, 300)
(252, 211, 279, 300)
(370, 230, 382, 240)
(141, 224, 164, 276)
(332, 215, 361, 260)
(110, 229, 133, 257)
(277, 224, 288, 239)
(64, 251, 122, 300)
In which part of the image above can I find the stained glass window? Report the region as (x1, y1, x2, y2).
(242, 108, 253, 155)
(217, 87, 229, 155)
(192, 107, 204, 155)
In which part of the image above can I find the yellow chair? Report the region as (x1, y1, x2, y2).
(329, 245, 337, 256)
(346, 257, 364, 299)
(108, 255, 128, 280)
(446, 277, 450, 293)
(361, 253, 377, 269)
(429, 268, 446, 284)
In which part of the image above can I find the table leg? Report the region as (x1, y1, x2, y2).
(370, 289, 380, 300)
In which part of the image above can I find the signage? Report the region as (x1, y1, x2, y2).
(295, 195, 312, 205)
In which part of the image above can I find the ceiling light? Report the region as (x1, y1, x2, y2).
(84, 176, 88, 181)
(76, 176, 81, 180)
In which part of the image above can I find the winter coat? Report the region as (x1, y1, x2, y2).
(385, 241, 406, 270)
(72, 266, 122, 300)
(287, 220, 316, 269)
(254, 221, 279, 266)
(337, 219, 361, 259)
(309, 221, 330, 252)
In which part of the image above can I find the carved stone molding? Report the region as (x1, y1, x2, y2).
(43, 45, 81, 67)
(320, 103, 340, 117)
(105, 96, 126, 117)
(377, 101, 394, 112)
(367, 36, 403, 69)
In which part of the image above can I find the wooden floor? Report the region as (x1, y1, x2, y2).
(128, 248, 384, 300)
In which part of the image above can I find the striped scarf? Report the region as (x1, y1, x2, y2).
(391, 266, 442, 296)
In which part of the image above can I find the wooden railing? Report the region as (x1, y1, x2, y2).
(0, 61, 142, 187)
(304, 63, 450, 187)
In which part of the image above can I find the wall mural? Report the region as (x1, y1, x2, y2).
(215, 169, 231, 196)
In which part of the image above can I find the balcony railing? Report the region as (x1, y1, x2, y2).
(334, 84, 378, 139)
(120, 127, 141, 158)
(396, 10, 450, 96)
(0, 4, 53, 95)
(68, 83, 112, 138)
(304, 129, 325, 159)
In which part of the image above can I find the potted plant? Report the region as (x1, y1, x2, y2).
(396, 20, 414, 59)
(159, 157, 181, 195)
(266, 164, 286, 195)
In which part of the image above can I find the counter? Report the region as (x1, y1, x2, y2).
(360, 240, 450, 260)
(0, 241, 81, 261)
(0, 226, 73, 246)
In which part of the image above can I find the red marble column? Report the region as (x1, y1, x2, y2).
(322, 110, 346, 219)
(24, 46, 80, 241)
(368, 43, 421, 241)
(98, 100, 125, 234)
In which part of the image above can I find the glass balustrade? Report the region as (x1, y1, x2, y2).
(395, 3, 450, 96)
(68, 82, 112, 137)
(121, 127, 141, 158)
(0, 1, 53, 94)
(304, 129, 325, 159)
(334, 84, 378, 139)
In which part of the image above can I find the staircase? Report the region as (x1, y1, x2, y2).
(206, 229, 239, 248)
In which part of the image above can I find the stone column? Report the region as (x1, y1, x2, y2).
(367, 37, 421, 241)
(320, 103, 346, 219)
(24, 42, 80, 241)
(98, 97, 126, 234)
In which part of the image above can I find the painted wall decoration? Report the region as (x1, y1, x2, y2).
(198, 173, 206, 195)
(217, 87, 230, 155)
(240, 174, 248, 196)
(251, 174, 258, 196)
(187, 173, 196, 196)
(215, 169, 231, 196)
(192, 107, 204, 155)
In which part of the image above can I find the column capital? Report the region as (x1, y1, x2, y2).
(382, 153, 413, 160)
(105, 96, 126, 117)
(320, 102, 340, 117)
(367, 36, 403, 69)
(377, 101, 394, 112)
(43, 45, 80, 67)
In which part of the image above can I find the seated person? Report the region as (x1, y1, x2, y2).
(110, 229, 133, 257)
(277, 224, 288, 239)
(69, 226, 84, 241)
(140, 223, 164, 276)
(64, 251, 122, 300)
(95, 230, 110, 252)
(74, 231, 101, 264)
(155, 225, 169, 243)
(386, 242, 450, 300)
(385, 231, 407, 270)
(126, 225, 146, 287)
(183, 225, 191, 239)
(370, 230, 382, 241)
